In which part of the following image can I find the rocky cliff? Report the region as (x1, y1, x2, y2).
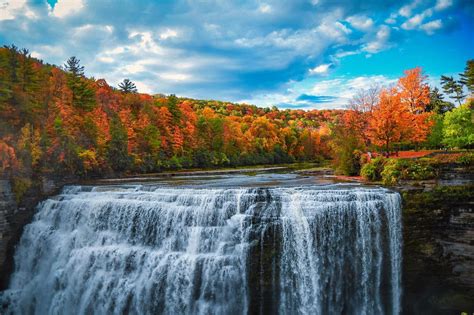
(401, 185, 474, 314)
(0, 177, 68, 290)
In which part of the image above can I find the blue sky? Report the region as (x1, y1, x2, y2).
(1, 0, 473, 109)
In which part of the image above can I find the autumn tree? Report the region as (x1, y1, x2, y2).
(367, 88, 411, 153)
(367, 68, 434, 153)
(398, 67, 430, 113)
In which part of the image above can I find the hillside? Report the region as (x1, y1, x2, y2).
(0, 46, 341, 184)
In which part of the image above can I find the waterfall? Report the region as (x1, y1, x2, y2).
(1, 185, 402, 315)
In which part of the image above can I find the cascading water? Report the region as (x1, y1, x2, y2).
(0, 184, 402, 315)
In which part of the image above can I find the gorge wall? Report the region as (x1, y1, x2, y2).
(401, 184, 474, 314)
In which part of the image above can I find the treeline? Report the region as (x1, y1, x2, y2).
(0, 45, 339, 182)
(1, 45, 472, 186)
(332, 61, 474, 176)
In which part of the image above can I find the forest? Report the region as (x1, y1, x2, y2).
(0, 45, 473, 189)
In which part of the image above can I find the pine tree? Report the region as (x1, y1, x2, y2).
(64, 56, 84, 77)
(427, 87, 454, 114)
(459, 59, 474, 96)
(441, 75, 465, 106)
(64, 56, 95, 111)
(118, 79, 137, 93)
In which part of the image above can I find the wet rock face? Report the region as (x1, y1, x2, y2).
(0, 177, 67, 290)
(0, 180, 17, 286)
(402, 185, 474, 315)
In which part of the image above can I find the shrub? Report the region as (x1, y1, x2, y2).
(405, 160, 435, 180)
(380, 158, 436, 185)
(381, 159, 402, 185)
(361, 157, 385, 181)
(457, 152, 474, 166)
(11, 176, 32, 203)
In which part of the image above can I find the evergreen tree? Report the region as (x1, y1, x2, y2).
(427, 87, 454, 114)
(64, 56, 84, 77)
(118, 79, 137, 93)
(107, 115, 131, 171)
(459, 59, 474, 96)
(167, 94, 181, 123)
(64, 56, 95, 111)
(441, 75, 466, 105)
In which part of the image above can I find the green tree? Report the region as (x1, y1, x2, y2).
(106, 115, 131, 171)
(427, 87, 454, 114)
(442, 103, 474, 148)
(118, 78, 137, 94)
(136, 125, 161, 171)
(425, 114, 444, 148)
(64, 56, 95, 111)
(167, 94, 181, 123)
(459, 59, 474, 96)
(441, 75, 465, 106)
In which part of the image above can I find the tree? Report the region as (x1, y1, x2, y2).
(107, 115, 131, 171)
(348, 85, 380, 113)
(118, 79, 137, 94)
(367, 88, 411, 153)
(459, 59, 474, 96)
(427, 87, 454, 114)
(64, 56, 95, 111)
(331, 110, 365, 175)
(441, 75, 465, 106)
(167, 94, 181, 123)
(398, 67, 430, 113)
(442, 103, 474, 148)
(64, 56, 84, 76)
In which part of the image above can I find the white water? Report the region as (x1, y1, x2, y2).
(1, 185, 402, 315)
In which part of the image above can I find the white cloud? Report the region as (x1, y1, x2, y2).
(398, 0, 421, 18)
(346, 15, 374, 31)
(50, 0, 84, 18)
(401, 8, 433, 30)
(160, 72, 192, 82)
(30, 51, 42, 59)
(97, 56, 114, 63)
(420, 19, 442, 34)
(258, 3, 272, 14)
(435, 0, 452, 11)
(74, 24, 114, 37)
(133, 81, 153, 94)
(309, 63, 331, 75)
(234, 20, 350, 61)
(0, 0, 36, 20)
(363, 25, 391, 53)
(159, 28, 179, 40)
(385, 13, 398, 24)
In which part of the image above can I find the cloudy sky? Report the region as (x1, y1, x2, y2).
(1, 0, 473, 109)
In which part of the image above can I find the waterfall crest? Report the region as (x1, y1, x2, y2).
(1, 185, 401, 315)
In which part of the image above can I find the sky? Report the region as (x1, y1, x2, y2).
(1, 0, 473, 109)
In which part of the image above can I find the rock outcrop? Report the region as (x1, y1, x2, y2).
(401, 185, 474, 314)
